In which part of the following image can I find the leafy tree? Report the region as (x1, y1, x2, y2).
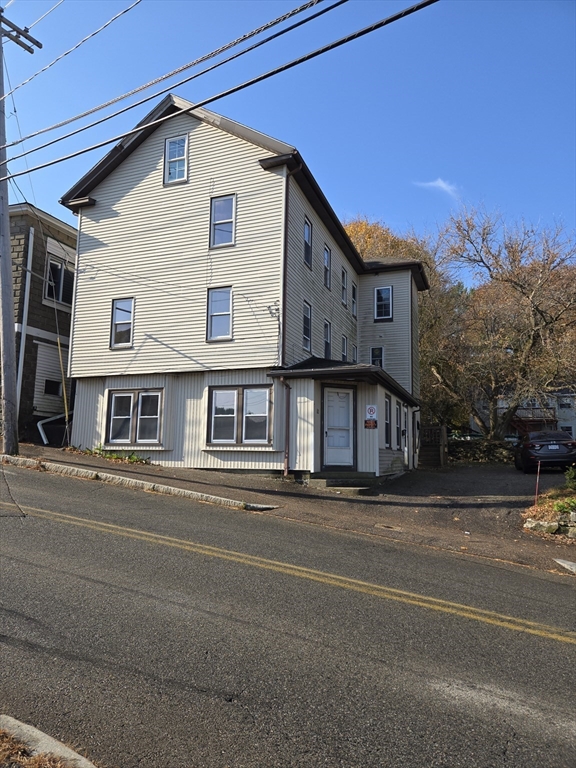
(345, 212, 576, 439)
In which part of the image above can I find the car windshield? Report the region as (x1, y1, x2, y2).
(527, 431, 572, 441)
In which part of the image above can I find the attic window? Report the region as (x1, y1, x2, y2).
(164, 136, 187, 184)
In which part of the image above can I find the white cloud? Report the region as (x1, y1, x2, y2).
(414, 177, 460, 200)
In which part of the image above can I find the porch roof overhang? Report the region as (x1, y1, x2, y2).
(268, 358, 420, 407)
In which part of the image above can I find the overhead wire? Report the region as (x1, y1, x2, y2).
(28, 0, 65, 30)
(6, 0, 348, 166)
(2, 0, 324, 149)
(1, 0, 143, 103)
(0, 0, 439, 185)
(4, 52, 73, 440)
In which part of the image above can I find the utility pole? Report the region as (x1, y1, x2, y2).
(0, 8, 41, 454)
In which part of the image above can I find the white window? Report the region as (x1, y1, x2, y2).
(304, 218, 312, 268)
(341, 268, 348, 306)
(371, 347, 384, 368)
(352, 344, 357, 364)
(323, 246, 331, 288)
(243, 389, 270, 443)
(384, 396, 391, 448)
(45, 257, 74, 305)
(351, 283, 357, 318)
(111, 298, 134, 348)
(207, 288, 232, 340)
(108, 390, 161, 444)
(341, 335, 348, 362)
(164, 136, 187, 184)
(375, 286, 393, 321)
(324, 320, 331, 359)
(209, 387, 271, 445)
(211, 389, 237, 442)
(210, 195, 235, 247)
(303, 301, 312, 352)
(396, 402, 401, 449)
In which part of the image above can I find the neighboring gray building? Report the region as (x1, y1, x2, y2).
(10, 203, 77, 440)
(61, 95, 428, 476)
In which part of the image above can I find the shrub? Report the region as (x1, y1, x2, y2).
(565, 465, 576, 491)
(553, 498, 576, 515)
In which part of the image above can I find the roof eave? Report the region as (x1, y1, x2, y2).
(268, 363, 419, 406)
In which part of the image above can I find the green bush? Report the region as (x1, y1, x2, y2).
(553, 498, 576, 515)
(565, 465, 576, 491)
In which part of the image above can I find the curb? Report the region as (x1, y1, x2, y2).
(0, 715, 96, 767)
(0, 455, 279, 512)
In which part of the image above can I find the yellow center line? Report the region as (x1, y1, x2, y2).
(15, 504, 576, 645)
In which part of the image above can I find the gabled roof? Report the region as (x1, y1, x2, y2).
(59, 94, 428, 289)
(60, 94, 294, 212)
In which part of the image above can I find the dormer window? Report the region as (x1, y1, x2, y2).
(164, 136, 187, 184)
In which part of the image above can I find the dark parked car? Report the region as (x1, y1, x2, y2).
(514, 430, 576, 473)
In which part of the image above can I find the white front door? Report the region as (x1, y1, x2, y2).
(324, 388, 354, 467)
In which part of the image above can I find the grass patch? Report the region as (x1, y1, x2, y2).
(67, 445, 150, 465)
(523, 486, 576, 522)
(0, 729, 72, 767)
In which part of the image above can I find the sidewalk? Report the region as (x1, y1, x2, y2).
(5, 443, 575, 575)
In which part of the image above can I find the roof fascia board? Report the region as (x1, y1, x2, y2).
(9, 202, 77, 238)
(60, 94, 295, 211)
(269, 364, 418, 406)
(363, 260, 430, 291)
(261, 153, 365, 274)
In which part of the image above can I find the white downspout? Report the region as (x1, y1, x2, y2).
(16, 226, 34, 412)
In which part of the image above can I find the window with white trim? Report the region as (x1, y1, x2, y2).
(304, 218, 312, 268)
(303, 301, 312, 352)
(210, 195, 235, 247)
(324, 320, 331, 359)
(45, 257, 74, 305)
(341, 268, 348, 306)
(107, 390, 162, 444)
(207, 288, 232, 340)
(384, 396, 391, 448)
(209, 386, 271, 445)
(323, 246, 331, 288)
(396, 401, 401, 449)
(352, 344, 357, 364)
(341, 335, 348, 362)
(351, 282, 357, 318)
(371, 347, 383, 368)
(164, 136, 187, 184)
(374, 286, 393, 321)
(111, 298, 134, 348)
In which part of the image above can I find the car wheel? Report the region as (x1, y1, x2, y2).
(514, 456, 523, 470)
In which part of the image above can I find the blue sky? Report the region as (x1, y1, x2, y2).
(3, 0, 575, 237)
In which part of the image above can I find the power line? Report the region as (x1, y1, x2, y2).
(1, 0, 440, 185)
(7, 0, 348, 166)
(2, 0, 323, 150)
(1, 0, 142, 103)
(28, 0, 66, 30)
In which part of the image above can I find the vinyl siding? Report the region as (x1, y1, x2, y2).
(71, 369, 285, 470)
(411, 276, 420, 398)
(357, 270, 412, 393)
(70, 113, 285, 378)
(32, 341, 70, 416)
(284, 179, 358, 366)
(288, 378, 316, 471)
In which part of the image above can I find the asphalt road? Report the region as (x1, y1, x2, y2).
(1, 466, 575, 768)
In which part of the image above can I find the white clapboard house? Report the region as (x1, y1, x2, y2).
(61, 95, 428, 477)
